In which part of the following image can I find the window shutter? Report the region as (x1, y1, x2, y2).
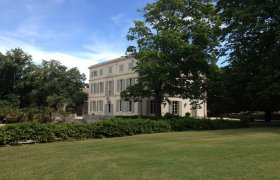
(169, 102, 172, 113)
(116, 100, 119, 112)
(96, 83, 99, 94)
(132, 101, 135, 113)
(146, 100, 150, 116)
(117, 80, 120, 92)
(101, 101, 103, 112)
(105, 81, 108, 96)
(90, 84, 94, 94)
(111, 80, 114, 95)
(126, 79, 130, 88)
(124, 101, 128, 112)
(132, 78, 135, 85)
(101, 83, 104, 93)
(90, 101, 92, 111)
(104, 104, 107, 115)
(122, 79, 126, 91)
(178, 101, 182, 116)
(93, 101, 96, 111)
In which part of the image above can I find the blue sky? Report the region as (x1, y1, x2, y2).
(0, 0, 155, 79)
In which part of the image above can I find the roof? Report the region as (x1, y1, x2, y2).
(88, 56, 135, 69)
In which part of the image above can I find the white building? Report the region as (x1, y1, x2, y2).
(88, 56, 207, 118)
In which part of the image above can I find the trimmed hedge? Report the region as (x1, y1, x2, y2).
(0, 119, 170, 145)
(0, 117, 248, 146)
(166, 117, 248, 131)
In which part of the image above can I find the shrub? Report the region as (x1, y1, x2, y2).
(166, 117, 248, 131)
(0, 119, 171, 146)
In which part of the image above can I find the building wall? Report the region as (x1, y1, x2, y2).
(88, 57, 207, 118)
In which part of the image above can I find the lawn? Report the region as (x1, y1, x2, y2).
(0, 128, 280, 179)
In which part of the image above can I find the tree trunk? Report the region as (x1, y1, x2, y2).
(154, 94, 162, 117)
(265, 109, 272, 122)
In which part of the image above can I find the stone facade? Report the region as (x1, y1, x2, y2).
(88, 56, 207, 118)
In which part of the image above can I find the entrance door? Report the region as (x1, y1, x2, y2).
(105, 104, 113, 116)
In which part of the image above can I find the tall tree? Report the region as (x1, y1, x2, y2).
(0, 48, 34, 107)
(217, 0, 280, 121)
(122, 0, 220, 116)
(30, 60, 87, 111)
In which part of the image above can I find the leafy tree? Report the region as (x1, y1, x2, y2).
(217, 0, 280, 121)
(0, 48, 87, 113)
(122, 0, 220, 117)
(30, 60, 87, 111)
(0, 48, 34, 107)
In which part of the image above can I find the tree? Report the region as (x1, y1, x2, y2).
(122, 0, 220, 117)
(30, 60, 87, 111)
(0, 48, 87, 113)
(217, 0, 280, 121)
(0, 48, 34, 107)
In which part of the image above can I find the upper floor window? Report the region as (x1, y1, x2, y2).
(108, 67, 112, 74)
(117, 79, 125, 92)
(99, 69, 103, 76)
(119, 64, 124, 72)
(99, 82, 104, 93)
(128, 63, 134, 70)
(93, 71, 98, 77)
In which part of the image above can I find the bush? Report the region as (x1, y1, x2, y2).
(0, 117, 248, 146)
(166, 117, 248, 131)
(0, 119, 171, 146)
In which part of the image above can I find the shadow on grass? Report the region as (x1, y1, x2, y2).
(209, 126, 280, 137)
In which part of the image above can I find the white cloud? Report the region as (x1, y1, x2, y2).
(0, 36, 124, 81)
(111, 14, 124, 25)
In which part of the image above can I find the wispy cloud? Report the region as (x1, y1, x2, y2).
(111, 14, 124, 25)
(0, 36, 124, 80)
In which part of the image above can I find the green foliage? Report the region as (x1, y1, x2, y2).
(0, 48, 87, 117)
(166, 117, 248, 131)
(216, 0, 280, 120)
(0, 117, 248, 146)
(123, 0, 220, 116)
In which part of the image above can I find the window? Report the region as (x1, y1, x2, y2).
(126, 78, 135, 87)
(93, 71, 98, 76)
(118, 79, 125, 92)
(99, 69, 103, 76)
(99, 82, 104, 93)
(105, 80, 114, 96)
(93, 83, 98, 94)
(90, 84, 94, 94)
(97, 101, 103, 112)
(92, 101, 96, 111)
(119, 100, 123, 112)
(128, 63, 133, 70)
(172, 101, 178, 115)
(191, 103, 197, 117)
(150, 100, 155, 114)
(108, 81, 113, 95)
(128, 101, 133, 112)
(119, 64, 124, 72)
(90, 72, 94, 78)
(108, 67, 112, 74)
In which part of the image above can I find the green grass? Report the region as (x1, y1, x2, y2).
(1, 128, 280, 179)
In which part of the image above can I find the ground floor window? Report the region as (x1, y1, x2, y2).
(150, 100, 155, 114)
(172, 101, 178, 115)
(128, 101, 133, 112)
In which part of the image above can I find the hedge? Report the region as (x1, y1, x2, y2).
(0, 118, 170, 145)
(0, 117, 248, 146)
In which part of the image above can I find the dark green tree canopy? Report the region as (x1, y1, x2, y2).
(217, 0, 280, 120)
(0, 48, 87, 112)
(122, 0, 220, 116)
